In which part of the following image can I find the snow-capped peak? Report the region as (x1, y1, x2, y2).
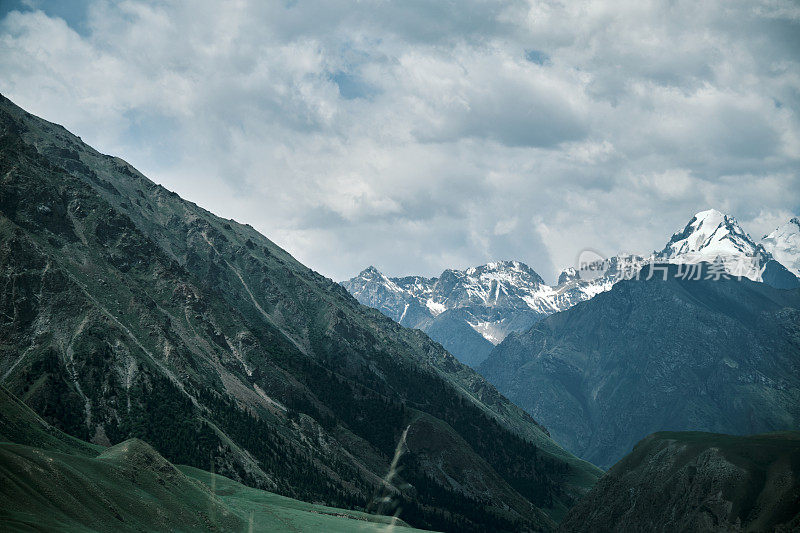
(359, 265, 384, 278)
(463, 260, 546, 288)
(762, 217, 800, 277)
(345, 265, 412, 300)
(344, 259, 626, 346)
(344, 210, 798, 361)
(558, 267, 579, 285)
(661, 209, 766, 260)
(658, 209, 778, 282)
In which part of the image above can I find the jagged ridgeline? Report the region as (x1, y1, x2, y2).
(0, 94, 600, 532)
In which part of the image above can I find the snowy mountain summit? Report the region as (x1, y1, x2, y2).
(662, 209, 757, 257)
(660, 209, 770, 280)
(344, 209, 799, 367)
(762, 217, 800, 278)
(343, 258, 643, 366)
(659, 209, 799, 287)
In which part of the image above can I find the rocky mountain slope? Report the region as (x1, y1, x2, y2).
(480, 263, 800, 469)
(0, 385, 427, 532)
(560, 431, 800, 532)
(763, 217, 800, 278)
(0, 94, 600, 531)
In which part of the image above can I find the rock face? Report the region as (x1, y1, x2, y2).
(343, 257, 644, 367)
(763, 217, 800, 278)
(0, 94, 601, 531)
(560, 431, 800, 533)
(480, 264, 800, 469)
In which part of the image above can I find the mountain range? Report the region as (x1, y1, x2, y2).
(0, 94, 601, 532)
(2, 93, 800, 532)
(480, 263, 800, 468)
(344, 209, 799, 366)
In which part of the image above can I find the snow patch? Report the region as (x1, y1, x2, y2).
(426, 299, 447, 316)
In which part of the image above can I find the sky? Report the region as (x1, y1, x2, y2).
(1, 0, 799, 283)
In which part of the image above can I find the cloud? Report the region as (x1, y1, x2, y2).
(0, 0, 798, 282)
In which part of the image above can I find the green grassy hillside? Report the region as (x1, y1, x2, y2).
(181, 465, 424, 532)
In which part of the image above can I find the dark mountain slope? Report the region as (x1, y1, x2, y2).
(0, 94, 599, 531)
(560, 431, 800, 532)
(0, 383, 101, 457)
(0, 385, 427, 532)
(480, 264, 800, 469)
(423, 308, 496, 368)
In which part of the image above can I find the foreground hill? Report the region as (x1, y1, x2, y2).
(0, 94, 599, 531)
(560, 431, 800, 532)
(480, 264, 800, 469)
(0, 386, 426, 532)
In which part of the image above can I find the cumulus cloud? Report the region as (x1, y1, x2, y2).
(0, 0, 798, 281)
